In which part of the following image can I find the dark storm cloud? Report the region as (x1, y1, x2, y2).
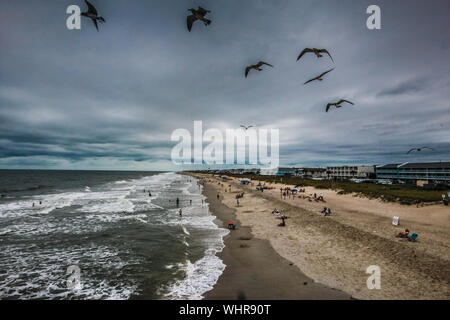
(0, 0, 449, 169)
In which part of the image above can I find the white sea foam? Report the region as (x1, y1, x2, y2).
(181, 225, 190, 235)
(0, 244, 139, 300)
(0, 191, 85, 218)
(160, 174, 229, 300)
(164, 249, 226, 300)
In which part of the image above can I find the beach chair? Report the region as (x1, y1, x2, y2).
(408, 233, 418, 242)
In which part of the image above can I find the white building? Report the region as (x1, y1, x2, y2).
(326, 165, 375, 180)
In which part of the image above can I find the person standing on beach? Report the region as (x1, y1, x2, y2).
(179, 208, 182, 217)
(279, 215, 286, 227)
(217, 194, 220, 200)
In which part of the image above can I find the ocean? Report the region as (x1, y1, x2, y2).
(0, 170, 228, 300)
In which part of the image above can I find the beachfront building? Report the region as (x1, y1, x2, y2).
(376, 162, 450, 183)
(298, 168, 327, 179)
(375, 164, 401, 181)
(326, 165, 375, 180)
(260, 167, 278, 176)
(242, 168, 261, 175)
(276, 167, 299, 176)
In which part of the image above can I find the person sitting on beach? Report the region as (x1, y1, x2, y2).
(228, 222, 236, 230)
(325, 208, 332, 216)
(396, 229, 410, 238)
(321, 207, 327, 214)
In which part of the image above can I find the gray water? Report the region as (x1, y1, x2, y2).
(0, 170, 228, 300)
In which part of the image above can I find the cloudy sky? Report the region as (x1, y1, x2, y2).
(0, 0, 449, 170)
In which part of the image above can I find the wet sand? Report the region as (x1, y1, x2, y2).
(201, 181, 351, 300)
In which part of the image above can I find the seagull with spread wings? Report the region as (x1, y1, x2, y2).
(297, 48, 334, 62)
(406, 147, 434, 154)
(187, 7, 211, 32)
(81, 0, 105, 31)
(240, 125, 254, 130)
(326, 99, 354, 112)
(245, 61, 273, 78)
(304, 68, 334, 85)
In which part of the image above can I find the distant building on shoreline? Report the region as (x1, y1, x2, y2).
(299, 168, 327, 179)
(326, 165, 375, 180)
(376, 162, 450, 184)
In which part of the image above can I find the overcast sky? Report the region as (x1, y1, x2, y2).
(0, 0, 449, 170)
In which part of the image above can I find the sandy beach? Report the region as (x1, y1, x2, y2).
(200, 181, 351, 300)
(189, 173, 450, 300)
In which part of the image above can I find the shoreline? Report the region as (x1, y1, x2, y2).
(197, 176, 351, 300)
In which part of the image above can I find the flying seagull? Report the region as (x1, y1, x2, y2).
(240, 125, 254, 130)
(326, 99, 354, 112)
(304, 68, 334, 85)
(406, 147, 434, 154)
(187, 7, 211, 32)
(81, 0, 105, 31)
(297, 48, 334, 62)
(245, 61, 273, 78)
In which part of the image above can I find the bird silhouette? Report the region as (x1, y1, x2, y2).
(326, 99, 354, 112)
(245, 61, 273, 78)
(406, 147, 434, 154)
(304, 68, 334, 85)
(297, 48, 334, 62)
(240, 125, 254, 130)
(187, 7, 211, 32)
(81, 0, 105, 31)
